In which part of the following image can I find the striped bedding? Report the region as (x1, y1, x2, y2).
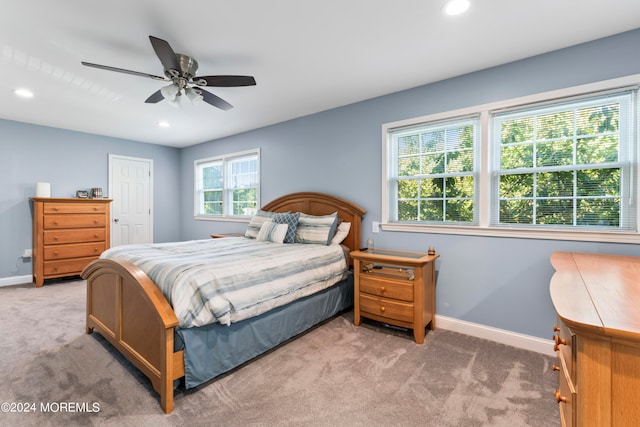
(100, 237, 348, 328)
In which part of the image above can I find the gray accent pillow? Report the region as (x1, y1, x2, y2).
(272, 212, 300, 243)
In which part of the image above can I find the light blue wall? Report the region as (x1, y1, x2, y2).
(3, 29, 640, 340)
(179, 28, 640, 340)
(0, 119, 181, 279)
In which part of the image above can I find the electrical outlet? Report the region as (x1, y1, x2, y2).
(22, 249, 32, 258)
(372, 221, 380, 233)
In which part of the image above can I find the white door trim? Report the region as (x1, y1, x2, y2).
(108, 154, 154, 244)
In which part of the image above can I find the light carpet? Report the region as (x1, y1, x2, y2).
(0, 279, 559, 426)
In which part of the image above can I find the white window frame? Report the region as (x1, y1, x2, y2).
(382, 75, 640, 243)
(194, 148, 260, 222)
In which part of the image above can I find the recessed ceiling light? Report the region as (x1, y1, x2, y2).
(157, 121, 170, 128)
(13, 88, 34, 98)
(442, 0, 470, 16)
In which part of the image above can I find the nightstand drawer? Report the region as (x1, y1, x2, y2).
(360, 275, 413, 302)
(359, 293, 413, 323)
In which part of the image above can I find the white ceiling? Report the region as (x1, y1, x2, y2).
(2, 1, 640, 148)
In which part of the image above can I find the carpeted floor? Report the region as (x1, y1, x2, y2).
(0, 279, 559, 426)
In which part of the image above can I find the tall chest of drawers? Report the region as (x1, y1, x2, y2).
(32, 197, 112, 287)
(550, 252, 640, 427)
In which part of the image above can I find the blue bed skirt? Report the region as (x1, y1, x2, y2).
(176, 272, 354, 389)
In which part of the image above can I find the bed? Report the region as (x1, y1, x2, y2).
(81, 192, 366, 413)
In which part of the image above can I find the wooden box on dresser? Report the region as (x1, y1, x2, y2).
(32, 197, 111, 287)
(550, 252, 640, 427)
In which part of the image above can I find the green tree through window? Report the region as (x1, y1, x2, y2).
(391, 117, 479, 224)
(494, 97, 626, 228)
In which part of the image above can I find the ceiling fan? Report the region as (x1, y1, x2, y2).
(81, 35, 256, 110)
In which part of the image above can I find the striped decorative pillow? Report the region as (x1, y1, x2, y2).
(256, 220, 288, 244)
(245, 210, 276, 239)
(294, 212, 339, 245)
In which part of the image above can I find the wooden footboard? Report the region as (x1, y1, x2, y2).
(82, 258, 184, 413)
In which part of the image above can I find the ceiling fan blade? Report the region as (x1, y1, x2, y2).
(199, 88, 233, 111)
(195, 75, 256, 87)
(145, 90, 164, 103)
(149, 36, 180, 71)
(81, 62, 167, 81)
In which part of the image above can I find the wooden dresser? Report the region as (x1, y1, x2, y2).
(32, 197, 112, 287)
(351, 248, 439, 344)
(550, 252, 640, 427)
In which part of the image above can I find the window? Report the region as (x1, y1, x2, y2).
(492, 92, 636, 230)
(383, 77, 640, 242)
(387, 116, 480, 225)
(195, 149, 259, 219)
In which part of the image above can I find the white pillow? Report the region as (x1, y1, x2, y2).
(330, 222, 351, 245)
(256, 220, 288, 244)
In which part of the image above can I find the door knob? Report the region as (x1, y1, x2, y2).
(114, 218, 119, 223)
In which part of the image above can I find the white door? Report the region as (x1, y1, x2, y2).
(109, 155, 153, 246)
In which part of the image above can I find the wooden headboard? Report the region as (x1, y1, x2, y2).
(261, 192, 366, 258)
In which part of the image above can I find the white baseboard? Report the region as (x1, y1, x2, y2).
(0, 275, 33, 288)
(436, 314, 555, 357)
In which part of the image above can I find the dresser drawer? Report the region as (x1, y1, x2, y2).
(360, 275, 413, 302)
(44, 214, 106, 229)
(44, 242, 106, 260)
(555, 318, 574, 381)
(44, 203, 107, 214)
(359, 293, 413, 323)
(43, 256, 99, 276)
(44, 228, 106, 245)
(556, 351, 576, 427)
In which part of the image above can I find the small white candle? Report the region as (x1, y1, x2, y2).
(35, 182, 51, 198)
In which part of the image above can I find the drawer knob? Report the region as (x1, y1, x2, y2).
(552, 365, 560, 372)
(380, 306, 386, 313)
(553, 389, 567, 403)
(53, 236, 59, 240)
(553, 335, 567, 351)
(553, 326, 560, 332)
(53, 251, 59, 255)
(380, 286, 386, 292)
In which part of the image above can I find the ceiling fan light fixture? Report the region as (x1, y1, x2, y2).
(160, 84, 180, 102)
(167, 95, 182, 109)
(185, 87, 203, 105)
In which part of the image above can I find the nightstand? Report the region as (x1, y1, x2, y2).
(210, 233, 245, 238)
(350, 248, 439, 344)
